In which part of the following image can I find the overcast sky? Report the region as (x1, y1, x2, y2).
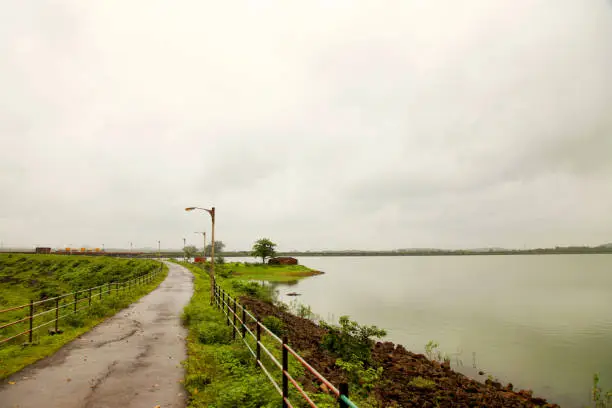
(1, 1, 612, 251)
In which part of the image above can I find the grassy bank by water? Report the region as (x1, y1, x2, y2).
(222, 261, 323, 282)
(179, 261, 337, 408)
(0, 254, 167, 379)
(190, 261, 568, 407)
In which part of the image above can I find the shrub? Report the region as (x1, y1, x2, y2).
(321, 316, 386, 364)
(261, 316, 284, 336)
(230, 281, 274, 302)
(592, 373, 612, 408)
(182, 302, 208, 326)
(88, 302, 110, 318)
(196, 321, 232, 345)
(336, 358, 383, 391)
(64, 313, 85, 328)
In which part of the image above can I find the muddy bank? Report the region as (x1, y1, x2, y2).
(240, 296, 559, 408)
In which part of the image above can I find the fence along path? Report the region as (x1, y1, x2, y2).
(0, 264, 163, 346)
(212, 278, 358, 408)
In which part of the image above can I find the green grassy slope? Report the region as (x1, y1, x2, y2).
(0, 254, 161, 307)
(0, 254, 167, 378)
(178, 261, 336, 408)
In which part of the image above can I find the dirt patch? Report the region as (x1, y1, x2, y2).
(240, 296, 559, 408)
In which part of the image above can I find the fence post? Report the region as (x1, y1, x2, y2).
(241, 306, 246, 338)
(89, 288, 92, 307)
(99, 286, 102, 300)
(108, 282, 111, 296)
(256, 322, 261, 368)
(55, 298, 59, 332)
(232, 298, 237, 340)
(224, 293, 228, 325)
(28, 300, 34, 343)
(339, 383, 349, 408)
(74, 292, 78, 312)
(282, 336, 289, 408)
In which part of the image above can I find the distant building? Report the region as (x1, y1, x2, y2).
(35, 247, 52, 254)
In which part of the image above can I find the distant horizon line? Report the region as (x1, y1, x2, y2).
(1, 243, 611, 253)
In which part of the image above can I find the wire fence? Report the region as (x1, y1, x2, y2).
(212, 278, 358, 408)
(0, 264, 164, 346)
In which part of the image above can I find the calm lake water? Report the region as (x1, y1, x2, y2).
(230, 254, 612, 407)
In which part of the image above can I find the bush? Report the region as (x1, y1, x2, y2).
(261, 316, 284, 336)
(336, 358, 383, 392)
(196, 321, 232, 345)
(88, 302, 110, 318)
(216, 266, 232, 278)
(64, 313, 85, 328)
(230, 281, 273, 302)
(321, 316, 386, 364)
(182, 302, 208, 326)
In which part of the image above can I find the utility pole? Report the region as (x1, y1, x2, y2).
(183, 237, 186, 262)
(195, 232, 206, 262)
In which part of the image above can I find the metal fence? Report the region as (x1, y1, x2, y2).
(0, 264, 163, 346)
(212, 279, 358, 408)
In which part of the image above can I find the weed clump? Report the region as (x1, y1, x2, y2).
(196, 321, 232, 345)
(261, 316, 284, 336)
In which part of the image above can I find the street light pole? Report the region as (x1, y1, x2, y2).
(183, 237, 186, 262)
(185, 206, 215, 303)
(130, 242, 133, 257)
(158, 240, 161, 259)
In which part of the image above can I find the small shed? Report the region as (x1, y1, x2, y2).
(268, 257, 298, 265)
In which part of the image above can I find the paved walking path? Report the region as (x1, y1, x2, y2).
(0, 261, 193, 408)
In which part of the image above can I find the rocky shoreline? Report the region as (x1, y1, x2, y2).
(240, 296, 559, 408)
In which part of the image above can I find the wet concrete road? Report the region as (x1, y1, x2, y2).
(0, 261, 193, 408)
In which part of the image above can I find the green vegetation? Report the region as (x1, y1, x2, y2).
(408, 376, 436, 389)
(205, 241, 226, 257)
(179, 261, 330, 407)
(222, 261, 321, 283)
(0, 253, 162, 306)
(0, 254, 167, 378)
(592, 373, 612, 408)
(251, 238, 277, 264)
(183, 245, 198, 259)
(320, 316, 386, 404)
(424, 340, 450, 364)
(321, 316, 386, 365)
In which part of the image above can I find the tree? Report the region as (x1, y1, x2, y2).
(205, 240, 225, 257)
(183, 245, 198, 260)
(251, 238, 277, 264)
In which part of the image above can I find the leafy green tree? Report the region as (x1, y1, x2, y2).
(183, 245, 198, 260)
(251, 238, 277, 264)
(204, 240, 225, 257)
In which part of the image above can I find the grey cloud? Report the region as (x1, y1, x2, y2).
(1, 0, 612, 250)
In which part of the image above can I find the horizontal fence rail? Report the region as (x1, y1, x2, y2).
(212, 278, 357, 408)
(0, 263, 164, 346)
